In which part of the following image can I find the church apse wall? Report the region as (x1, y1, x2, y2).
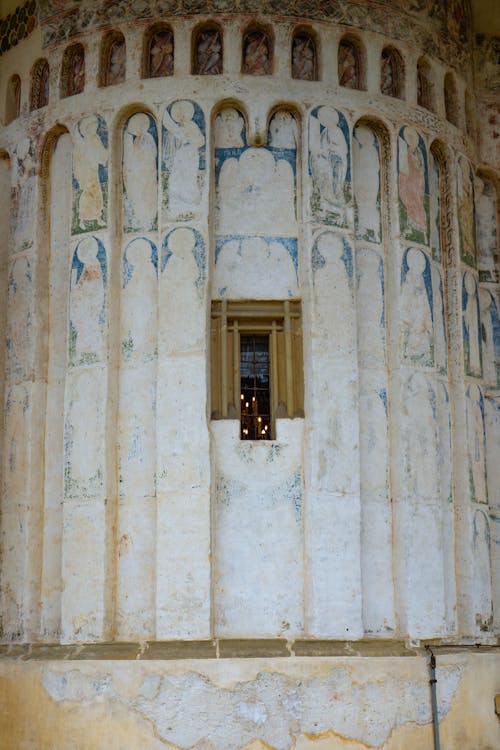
(0, 3, 499, 749)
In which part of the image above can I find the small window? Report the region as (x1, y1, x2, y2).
(211, 300, 304, 440)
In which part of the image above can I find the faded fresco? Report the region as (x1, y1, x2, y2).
(437, 381, 453, 504)
(356, 247, 386, 365)
(400, 248, 433, 366)
(476, 176, 498, 283)
(194, 27, 222, 75)
(162, 100, 205, 222)
(466, 384, 487, 504)
(12, 138, 36, 252)
(338, 38, 359, 88)
(403, 373, 439, 499)
(398, 126, 429, 245)
(457, 155, 476, 266)
(161, 227, 206, 351)
(122, 237, 158, 363)
(118, 367, 156, 498)
(64, 369, 106, 498)
(242, 29, 272, 75)
(215, 108, 298, 298)
(148, 28, 174, 77)
(4, 385, 29, 500)
(309, 106, 351, 227)
(312, 231, 354, 357)
(72, 115, 108, 234)
(472, 509, 493, 630)
(6, 256, 31, 378)
(431, 264, 447, 372)
(429, 151, 441, 261)
(462, 271, 482, 377)
(123, 113, 158, 232)
(292, 33, 317, 80)
(480, 287, 500, 386)
(69, 236, 107, 367)
(353, 125, 381, 243)
(106, 37, 126, 85)
(359, 380, 388, 494)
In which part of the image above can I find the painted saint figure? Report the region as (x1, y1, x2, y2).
(107, 38, 126, 85)
(353, 125, 381, 242)
(73, 115, 108, 230)
(123, 113, 157, 231)
(309, 107, 349, 222)
(405, 374, 438, 498)
(149, 30, 174, 77)
(122, 238, 157, 362)
(466, 385, 487, 504)
(214, 108, 245, 149)
(476, 176, 498, 281)
(463, 271, 481, 376)
(431, 265, 447, 371)
(163, 100, 205, 219)
(292, 34, 316, 81)
(381, 48, 396, 97)
(243, 31, 271, 75)
(398, 127, 428, 242)
(480, 288, 497, 385)
(67, 46, 85, 96)
(400, 248, 433, 364)
(195, 28, 222, 75)
(268, 111, 298, 149)
(69, 237, 106, 364)
(338, 40, 359, 88)
(457, 156, 476, 265)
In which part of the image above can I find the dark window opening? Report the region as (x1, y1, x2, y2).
(240, 334, 271, 440)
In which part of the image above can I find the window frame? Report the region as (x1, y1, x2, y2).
(210, 299, 304, 439)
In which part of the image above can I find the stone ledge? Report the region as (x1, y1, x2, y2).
(0, 637, 498, 661)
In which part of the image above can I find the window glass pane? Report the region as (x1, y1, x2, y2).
(240, 334, 271, 440)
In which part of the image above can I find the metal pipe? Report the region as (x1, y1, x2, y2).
(428, 649, 441, 750)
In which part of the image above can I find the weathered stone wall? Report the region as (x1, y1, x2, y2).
(0, 1, 499, 748)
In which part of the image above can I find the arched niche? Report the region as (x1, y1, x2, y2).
(100, 30, 126, 87)
(30, 58, 49, 111)
(429, 139, 452, 265)
(142, 23, 174, 78)
(381, 46, 404, 99)
(242, 24, 274, 75)
(60, 43, 85, 98)
(291, 27, 318, 81)
(444, 72, 459, 127)
(338, 35, 365, 90)
(417, 57, 435, 112)
(5, 74, 21, 124)
(192, 23, 223, 75)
